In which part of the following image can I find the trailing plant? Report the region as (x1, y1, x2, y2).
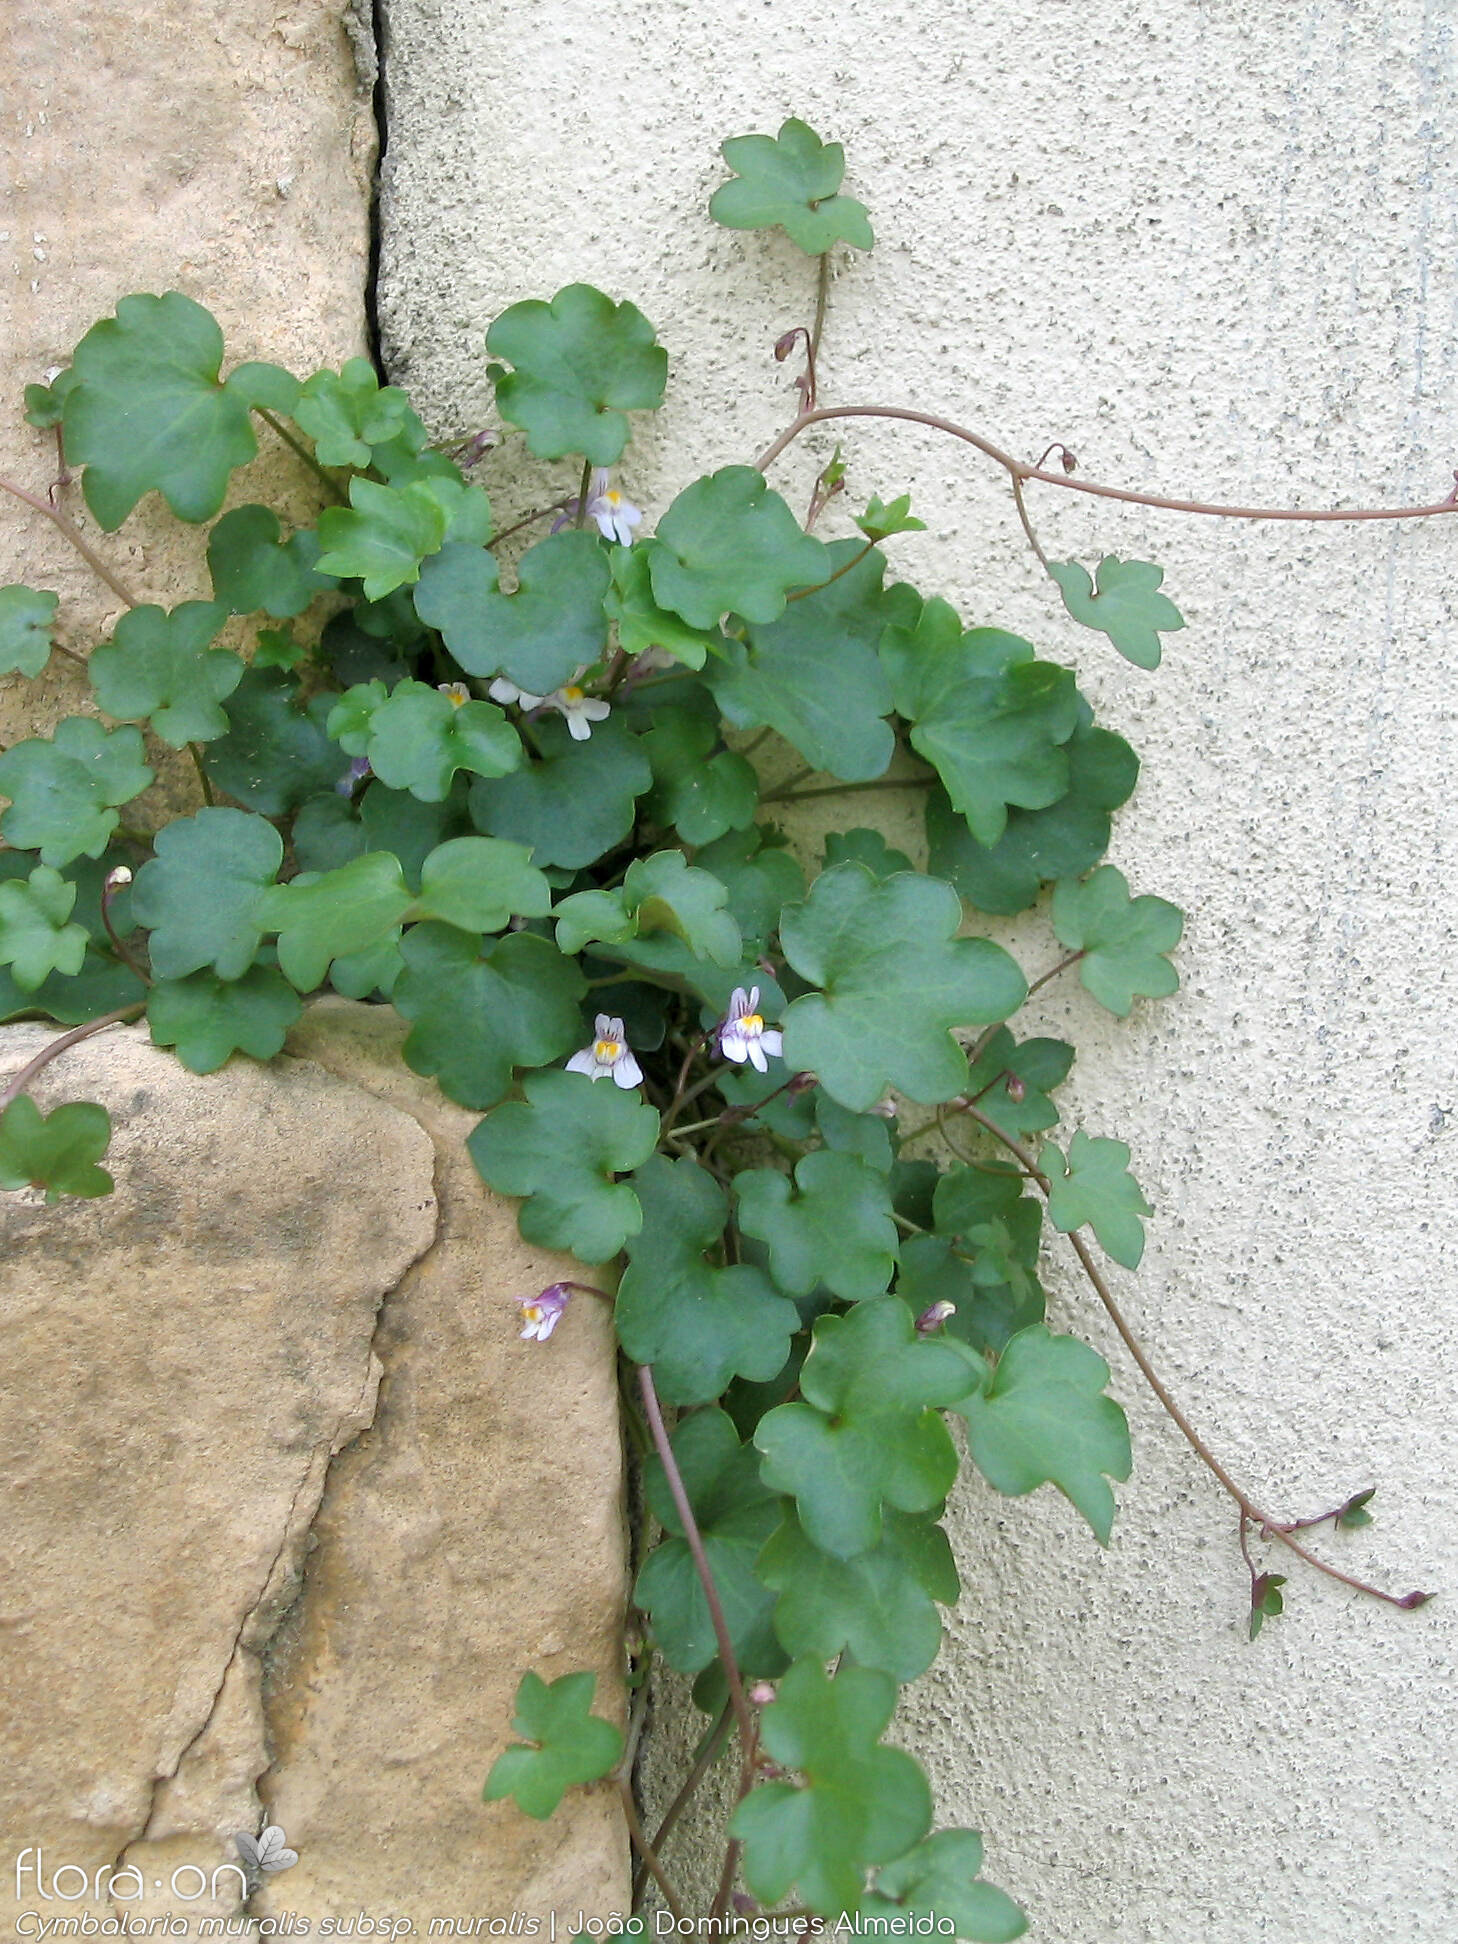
(0, 118, 1439, 1938)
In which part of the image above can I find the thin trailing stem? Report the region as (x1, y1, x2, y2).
(253, 407, 348, 504)
(764, 762, 814, 800)
(100, 877, 150, 987)
(632, 1701, 734, 1906)
(489, 494, 577, 547)
(573, 456, 593, 530)
(955, 1103, 1431, 1611)
(1026, 948, 1085, 1001)
(761, 771, 934, 805)
(0, 474, 141, 609)
(809, 253, 831, 375)
(189, 744, 216, 807)
(1010, 473, 1049, 570)
(636, 1365, 759, 1754)
(784, 537, 875, 604)
(0, 1005, 145, 1114)
(615, 1774, 687, 1922)
(659, 1058, 729, 1140)
(753, 403, 1458, 527)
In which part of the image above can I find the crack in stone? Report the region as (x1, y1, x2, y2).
(107, 1099, 440, 1918)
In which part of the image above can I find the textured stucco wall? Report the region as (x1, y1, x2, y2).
(377, 3, 1458, 1938)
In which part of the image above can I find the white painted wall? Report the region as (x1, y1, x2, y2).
(378, 3, 1458, 1937)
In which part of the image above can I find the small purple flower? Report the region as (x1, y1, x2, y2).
(517, 1282, 571, 1342)
(718, 986, 783, 1075)
(566, 1014, 644, 1089)
(336, 755, 372, 797)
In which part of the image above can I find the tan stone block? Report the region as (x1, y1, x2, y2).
(0, 0, 376, 798)
(0, 1004, 630, 1931)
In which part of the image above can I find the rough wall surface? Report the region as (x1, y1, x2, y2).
(0, 1008, 629, 1932)
(0, 4, 629, 1929)
(0, 0, 375, 777)
(378, 3, 1458, 1938)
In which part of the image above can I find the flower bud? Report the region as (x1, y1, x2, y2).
(104, 865, 133, 889)
(916, 1300, 956, 1334)
(1005, 1074, 1026, 1104)
(747, 1680, 777, 1706)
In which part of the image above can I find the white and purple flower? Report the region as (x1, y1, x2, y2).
(584, 470, 643, 544)
(547, 674, 611, 742)
(517, 1282, 571, 1342)
(488, 668, 610, 742)
(718, 986, 783, 1074)
(566, 1014, 644, 1089)
(553, 470, 644, 544)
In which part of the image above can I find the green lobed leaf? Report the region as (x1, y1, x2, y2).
(823, 828, 914, 883)
(467, 1068, 660, 1262)
(1249, 1572, 1287, 1639)
(394, 924, 586, 1109)
(146, 965, 303, 1074)
(0, 718, 153, 867)
(605, 545, 726, 671)
(204, 666, 349, 813)
(554, 850, 741, 964)
(926, 710, 1140, 916)
(1051, 864, 1182, 1017)
(206, 505, 334, 619)
(328, 678, 521, 803)
(132, 808, 284, 980)
(962, 1028, 1074, 1139)
(469, 714, 652, 870)
(62, 292, 298, 529)
(647, 468, 828, 631)
(615, 1154, 799, 1406)
(485, 284, 667, 465)
(863, 1831, 1027, 1943)
(412, 835, 552, 933)
(710, 119, 875, 254)
(708, 540, 899, 781)
(754, 1297, 972, 1557)
(0, 855, 146, 1025)
(735, 1148, 898, 1301)
(1047, 556, 1185, 670)
(641, 707, 757, 846)
(1041, 1129, 1153, 1270)
(779, 864, 1028, 1112)
(693, 827, 805, 961)
(0, 1094, 113, 1202)
(291, 357, 426, 468)
(482, 1671, 623, 1821)
(882, 601, 1079, 845)
(88, 601, 242, 747)
(314, 476, 450, 601)
(0, 586, 60, 679)
(416, 530, 609, 693)
(856, 493, 925, 542)
(0, 866, 89, 989)
(951, 1323, 1131, 1544)
(23, 366, 77, 430)
(259, 851, 412, 992)
(760, 1507, 959, 1683)
(729, 1662, 930, 1916)
(633, 1407, 788, 1677)
(815, 1093, 895, 1171)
